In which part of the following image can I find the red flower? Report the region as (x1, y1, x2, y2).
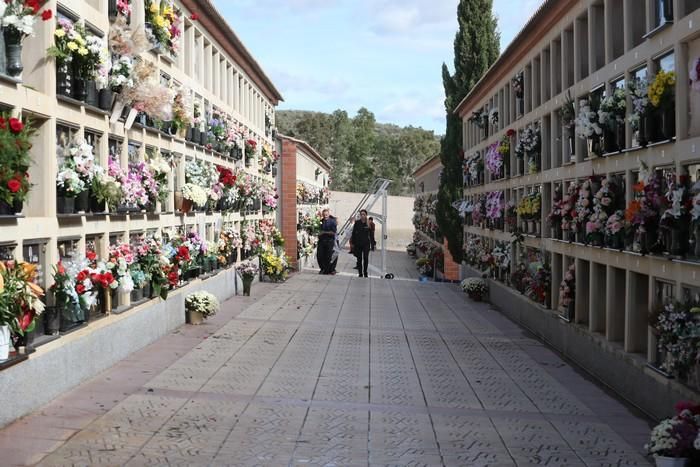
(19, 310, 35, 331)
(177, 246, 190, 261)
(26, 0, 41, 14)
(76, 270, 86, 281)
(103, 272, 114, 284)
(57, 262, 65, 274)
(190, 13, 199, 20)
(167, 270, 179, 285)
(0, 117, 6, 130)
(86, 250, 97, 262)
(7, 179, 21, 193)
(9, 118, 23, 133)
(506, 129, 516, 137)
(41, 9, 52, 21)
(75, 283, 86, 295)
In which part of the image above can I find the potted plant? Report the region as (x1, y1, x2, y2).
(47, 17, 76, 97)
(646, 401, 700, 467)
(460, 277, 488, 302)
(236, 260, 259, 296)
(1, 0, 53, 77)
(512, 71, 524, 116)
(129, 265, 147, 302)
(0, 261, 45, 357)
(185, 291, 219, 325)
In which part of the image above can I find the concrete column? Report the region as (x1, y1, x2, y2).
(589, 262, 607, 333)
(575, 258, 590, 324)
(606, 265, 625, 342)
(675, 42, 688, 141)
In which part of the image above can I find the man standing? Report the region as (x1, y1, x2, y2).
(317, 209, 337, 274)
(368, 216, 376, 251)
(351, 209, 372, 278)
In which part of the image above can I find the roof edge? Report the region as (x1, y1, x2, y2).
(277, 134, 332, 171)
(182, 0, 283, 105)
(412, 155, 442, 178)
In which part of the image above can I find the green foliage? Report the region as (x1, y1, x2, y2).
(276, 109, 439, 196)
(437, 0, 500, 263)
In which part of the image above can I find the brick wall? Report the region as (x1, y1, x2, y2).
(443, 240, 461, 282)
(280, 140, 298, 268)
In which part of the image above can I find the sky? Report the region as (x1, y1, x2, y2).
(212, 0, 544, 135)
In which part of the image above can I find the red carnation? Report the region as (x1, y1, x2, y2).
(7, 179, 21, 193)
(103, 272, 114, 283)
(26, 0, 40, 14)
(86, 250, 97, 261)
(190, 13, 199, 20)
(75, 283, 86, 295)
(9, 118, 23, 133)
(177, 245, 190, 261)
(76, 270, 88, 282)
(167, 270, 179, 285)
(41, 9, 52, 20)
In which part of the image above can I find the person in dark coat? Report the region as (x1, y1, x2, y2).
(317, 209, 337, 274)
(368, 217, 376, 251)
(351, 209, 371, 278)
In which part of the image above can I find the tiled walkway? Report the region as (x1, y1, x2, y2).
(1, 252, 652, 466)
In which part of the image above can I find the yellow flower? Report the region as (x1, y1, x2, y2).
(155, 15, 165, 27)
(150, 2, 158, 13)
(67, 41, 78, 51)
(54, 29, 66, 38)
(648, 70, 676, 108)
(78, 47, 88, 56)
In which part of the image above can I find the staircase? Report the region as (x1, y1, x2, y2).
(337, 178, 392, 277)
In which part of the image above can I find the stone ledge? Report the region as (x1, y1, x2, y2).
(463, 265, 696, 421)
(0, 267, 240, 429)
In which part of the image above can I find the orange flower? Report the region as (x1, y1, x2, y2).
(625, 200, 641, 222)
(633, 181, 645, 193)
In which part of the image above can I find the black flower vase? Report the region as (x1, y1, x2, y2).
(615, 121, 625, 152)
(86, 81, 98, 107)
(89, 192, 105, 214)
(73, 78, 88, 102)
(56, 62, 72, 97)
(98, 88, 113, 111)
(74, 190, 89, 213)
(56, 195, 75, 214)
(4, 28, 23, 77)
(661, 106, 675, 140)
(191, 127, 200, 143)
(186, 126, 193, 141)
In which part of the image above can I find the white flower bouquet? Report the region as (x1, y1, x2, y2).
(185, 291, 219, 318)
(460, 277, 488, 301)
(181, 183, 208, 206)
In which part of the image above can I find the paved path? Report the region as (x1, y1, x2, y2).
(1, 252, 652, 466)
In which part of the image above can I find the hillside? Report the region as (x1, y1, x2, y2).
(276, 109, 440, 196)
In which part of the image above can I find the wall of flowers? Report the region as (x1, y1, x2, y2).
(0, 0, 285, 366)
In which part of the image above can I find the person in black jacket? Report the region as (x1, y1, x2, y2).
(351, 209, 371, 278)
(317, 209, 337, 274)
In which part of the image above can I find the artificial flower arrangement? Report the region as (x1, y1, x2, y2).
(604, 210, 626, 248)
(236, 260, 259, 279)
(181, 183, 207, 207)
(0, 260, 45, 339)
(497, 131, 512, 157)
(484, 191, 504, 222)
(144, 0, 182, 55)
(559, 90, 576, 131)
(171, 86, 193, 135)
(512, 71, 524, 99)
(107, 241, 135, 293)
(56, 138, 98, 197)
(575, 179, 594, 233)
(492, 242, 511, 273)
(560, 181, 580, 232)
(574, 99, 603, 141)
(558, 263, 575, 311)
(260, 180, 278, 210)
(648, 70, 676, 109)
(90, 167, 122, 211)
(244, 139, 257, 159)
(0, 114, 36, 209)
(652, 300, 700, 379)
(628, 77, 650, 135)
(691, 56, 700, 93)
(625, 162, 664, 252)
(516, 192, 541, 220)
(464, 152, 483, 184)
(586, 177, 619, 244)
(660, 173, 691, 231)
(514, 123, 540, 173)
(485, 142, 502, 177)
(469, 109, 486, 129)
(185, 291, 219, 318)
(646, 401, 700, 464)
(0, 0, 52, 41)
(597, 88, 627, 133)
(461, 277, 488, 301)
(260, 248, 289, 282)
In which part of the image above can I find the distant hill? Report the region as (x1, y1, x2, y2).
(276, 109, 440, 196)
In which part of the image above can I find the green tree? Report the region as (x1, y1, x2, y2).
(276, 109, 439, 195)
(437, 0, 499, 262)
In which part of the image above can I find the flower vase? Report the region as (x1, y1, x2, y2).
(98, 88, 114, 111)
(0, 325, 10, 360)
(603, 128, 616, 154)
(86, 81, 98, 107)
(567, 132, 575, 158)
(4, 28, 23, 77)
(74, 190, 89, 213)
(44, 307, 60, 335)
(516, 97, 524, 117)
(670, 228, 684, 256)
(56, 195, 75, 214)
(553, 225, 562, 240)
(191, 128, 200, 143)
(661, 107, 675, 140)
(655, 457, 687, 467)
(242, 276, 253, 296)
(641, 114, 654, 145)
(587, 136, 601, 157)
(615, 122, 625, 152)
(73, 78, 88, 102)
(101, 288, 112, 315)
(187, 310, 204, 325)
(56, 63, 72, 97)
(108, 0, 118, 20)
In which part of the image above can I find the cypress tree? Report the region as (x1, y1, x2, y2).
(436, 0, 500, 263)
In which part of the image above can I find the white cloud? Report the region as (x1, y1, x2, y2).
(377, 92, 446, 129)
(270, 69, 350, 96)
(368, 0, 457, 35)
